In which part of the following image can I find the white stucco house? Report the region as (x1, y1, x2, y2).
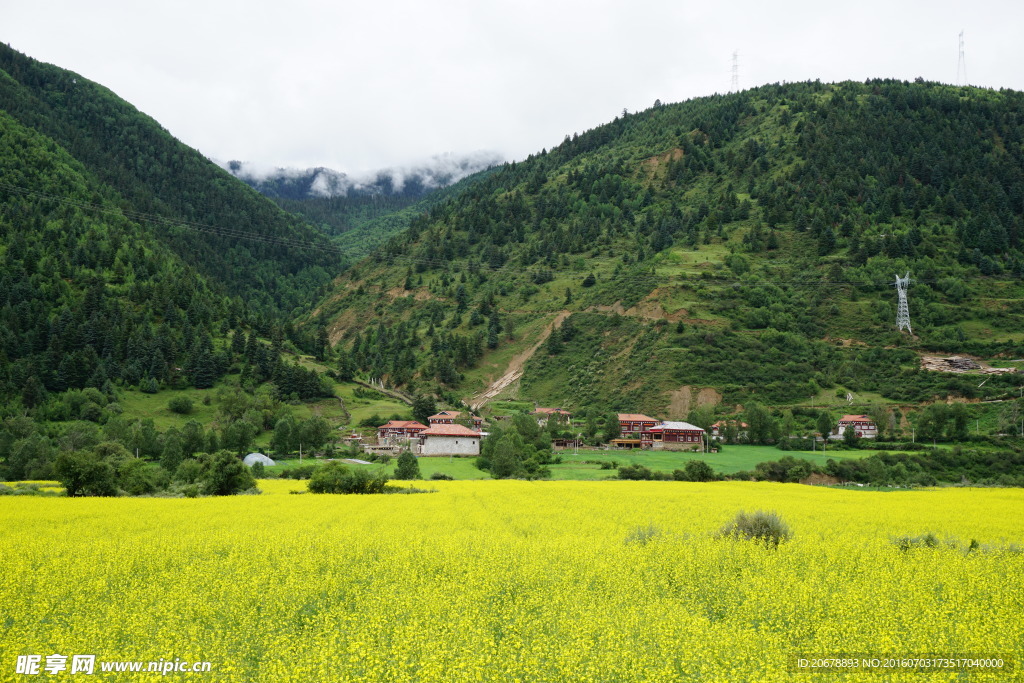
(416, 424, 482, 456)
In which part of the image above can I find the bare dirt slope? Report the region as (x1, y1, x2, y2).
(468, 311, 571, 411)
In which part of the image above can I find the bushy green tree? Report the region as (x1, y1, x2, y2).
(394, 450, 421, 480)
(55, 450, 117, 497)
(308, 462, 388, 494)
(200, 450, 256, 495)
(412, 395, 437, 425)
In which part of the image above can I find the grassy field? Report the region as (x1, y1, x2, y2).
(2, 482, 1021, 681)
(264, 444, 877, 481)
(554, 444, 873, 475)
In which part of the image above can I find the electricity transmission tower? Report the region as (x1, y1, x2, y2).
(957, 31, 968, 85)
(731, 51, 739, 92)
(895, 272, 912, 334)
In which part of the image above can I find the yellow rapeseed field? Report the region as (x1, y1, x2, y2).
(1, 481, 1022, 681)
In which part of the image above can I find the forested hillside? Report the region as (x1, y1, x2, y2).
(319, 80, 1024, 414)
(0, 43, 338, 314)
(226, 161, 501, 260)
(0, 45, 341, 413)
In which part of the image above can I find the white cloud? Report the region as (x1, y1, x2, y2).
(5, 0, 1024, 172)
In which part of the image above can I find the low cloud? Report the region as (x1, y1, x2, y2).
(219, 150, 503, 198)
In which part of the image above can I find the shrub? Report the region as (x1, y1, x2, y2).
(624, 523, 662, 546)
(308, 462, 389, 494)
(168, 397, 194, 415)
(618, 464, 653, 480)
(281, 465, 317, 480)
(429, 472, 454, 481)
(893, 532, 941, 552)
(717, 510, 792, 548)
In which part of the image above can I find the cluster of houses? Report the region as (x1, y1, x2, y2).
(374, 408, 878, 457)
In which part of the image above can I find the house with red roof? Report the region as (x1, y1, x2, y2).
(710, 420, 748, 442)
(428, 411, 484, 430)
(376, 420, 428, 444)
(831, 415, 878, 440)
(648, 421, 706, 451)
(417, 423, 483, 456)
(617, 413, 659, 437)
(530, 407, 572, 426)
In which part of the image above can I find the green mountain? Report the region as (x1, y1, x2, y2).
(0, 43, 338, 314)
(317, 79, 1024, 416)
(0, 44, 340, 405)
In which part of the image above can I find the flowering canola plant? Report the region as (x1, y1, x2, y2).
(1, 481, 1022, 681)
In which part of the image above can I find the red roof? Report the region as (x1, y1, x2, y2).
(378, 420, 427, 431)
(532, 407, 572, 415)
(419, 424, 481, 438)
(618, 413, 658, 422)
(838, 415, 873, 423)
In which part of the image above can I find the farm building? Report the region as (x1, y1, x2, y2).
(417, 424, 482, 456)
(710, 420, 748, 442)
(376, 420, 428, 444)
(647, 421, 706, 451)
(427, 411, 484, 430)
(243, 453, 275, 467)
(531, 407, 572, 426)
(617, 413, 659, 437)
(831, 415, 878, 440)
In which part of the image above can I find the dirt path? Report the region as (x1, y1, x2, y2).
(353, 379, 413, 405)
(468, 310, 570, 411)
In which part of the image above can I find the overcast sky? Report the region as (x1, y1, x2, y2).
(4, 0, 1023, 174)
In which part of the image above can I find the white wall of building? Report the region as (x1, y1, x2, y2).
(419, 435, 480, 456)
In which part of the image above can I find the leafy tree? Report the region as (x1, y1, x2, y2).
(199, 450, 256, 495)
(744, 403, 777, 444)
(55, 450, 117, 497)
(815, 411, 834, 439)
(221, 420, 258, 456)
(271, 416, 296, 456)
(394, 450, 421, 480)
(490, 431, 527, 479)
(299, 416, 333, 453)
(602, 412, 621, 444)
(412, 395, 437, 425)
(842, 423, 861, 447)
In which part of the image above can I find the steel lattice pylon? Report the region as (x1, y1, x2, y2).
(895, 272, 912, 334)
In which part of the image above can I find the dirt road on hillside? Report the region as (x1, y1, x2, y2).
(468, 310, 570, 411)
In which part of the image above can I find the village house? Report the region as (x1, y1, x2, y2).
(376, 420, 427, 445)
(647, 421, 706, 451)
(427, 411, 485, 430)
(831, 415, 878, 440)
(710, 420, 748, 442)
(417, 423, 482, 456)
(530, 407, 572, 426)
(617, 413, 659, 436)
(611, 413, 659, 448)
